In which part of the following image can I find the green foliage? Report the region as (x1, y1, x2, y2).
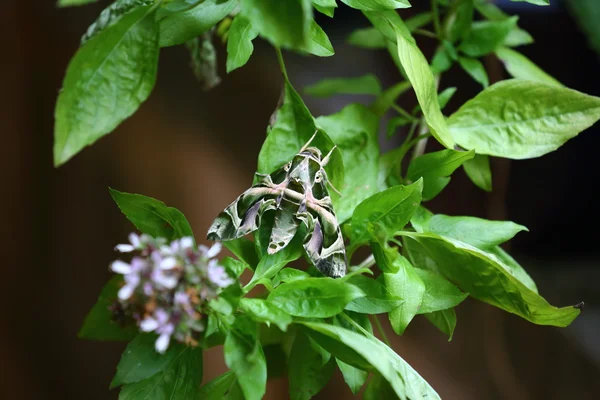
(58, 0, 98, 6)
(57, 0, 594, 398)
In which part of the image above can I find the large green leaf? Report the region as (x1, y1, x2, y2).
(316, 104, 380, 223)
(458, 17, 518, 57)
(289, 331, 336, 400)
(54, 5, 159, 166)
(111, 334, 184, 387)
(400, 232, 581, 327)
(345, 275, 404, 314)
(341, 0, 410, 11)
(427, 214, 528, 250)
(268, 278, 365, 318)
(109, 189, 193, 240)
(81, 0, 155, 44)
(78, 276, 138, 341)
(462, 154, 492, 192)
(486, 246, 538, 294)
(118, 347, 203, 399)
(240, 0, 312, 48)
(305, 75, 382, 97)
(224, 317, 267, 400)
(302, 322, 441, 400)
(495, 47, 563, 87)
(159, 0, 237, 47)
(447, 79, 600, 159)
(226, 14, 259, 73)
(351, 179, 423, 244)
(239, 298, 293, 331)
(365, 11, 455, 149)
(406, 149, 474, 201)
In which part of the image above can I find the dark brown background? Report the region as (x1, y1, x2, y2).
(2, 0, 600, 399)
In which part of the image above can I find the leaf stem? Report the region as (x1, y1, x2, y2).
(413, 28, 439, 40)
(391, 104, 419, 122)
(356, 254, 375, 270)
(275, 47, 289, 82)
(431, 0, 442, 39)
(371, 315, 392, 347)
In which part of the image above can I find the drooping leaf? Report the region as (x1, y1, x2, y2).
(447, 79, 600, 159)
(458, 17, 518, 57)
(364, 372, 397, 400)
(351, 180, 423, 244)
(226, 14, 259, 73)
(302, 20, 335, 57)
(427, 214, 528, 250)
(239, 298, 293, 331)
(495, 46, 563, 87)
(109, 189, 194, 240)
(345, 275, 404, 314)
(341, 0, 410, 11)
(240, 0, 312, 49)
(224, 317, 267, 400)
(305, 74, 382, 97)
(54, 6, 159, 166)
(400, 232, 581, 327)
(159, 0, 237, 47)
(302, 322, 441, 400)
(458, 57, 489, 87)
(111, 334, 184, 387)
(384, 255, 425, 335)
(316, 104, 380, 223)
(365, 11, 455, 149)
(289, 331, 336, 400)
(424, 308, 457, 341)
(406, 149, 474, 201)
(414, 268, 468, 314)
(268, 278, 365, 318)
(118, 347, 203, 400)
(485, 246, 538, 294)
(78, 276, 138, 341)
(462, 154, 492, 192)
(313, 0, 337, 17)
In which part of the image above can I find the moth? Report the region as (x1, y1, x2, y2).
(207, 133, 347, 278)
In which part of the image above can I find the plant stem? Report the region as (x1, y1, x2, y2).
(372, 315, 392, 347)
(431, 0, 442, 39)
(391, 104, 419, 122)
(275, 47, 289, 82)
(356, 254, 375, 270)
(414, 28, 438, 40)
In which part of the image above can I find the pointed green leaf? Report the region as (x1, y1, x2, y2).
(463, 154, 492, 192)
(345, 275, 404, 314)
(424, 308, 457, 341)
(458, 57, 489, 87)
(289, 332, 336, 400)
(495, 47, 562, 87)
(198, 371, 239, 400)
(486, 246, 538, 294)
(415, 268, 468, 314)
(341, 0, 410, 11)
(347, 27, 386, 49)
(448, 79, 600, 159)
(364, 372, 397, 400)
(58, 0, 98, 7)
(302, 20, 334, 57)
(239, 298, 293, 331)
(305, 74, 382, 97)
(458, 17, 518, 57)
(410, 206, 433, 233)
(313, 0, 337, 17)
(226, 14, 259, 73)
(384, 255, 425, 335)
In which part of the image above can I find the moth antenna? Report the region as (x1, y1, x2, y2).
(328, 180, 342, 197)
(321, 145, 337, 166)
(300, 130, 319, 152)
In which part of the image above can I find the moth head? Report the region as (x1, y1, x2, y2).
(300, 147, 323, 161)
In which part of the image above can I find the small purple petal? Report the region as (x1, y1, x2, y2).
(155, 332, 171, 353)
(117, 284, 135, 300)
(111, 260, 132, 274)
(160, 257, 177, 270)
(207, 242, 222, 258)
(174, 292, 190, 306)
(180, 237, 194, 250)
(154, 309, 170, 325)
(129, 232, 141, 248)
(115, 244, 135, 253)
(143, 282, 154, 296)
(140, 317, 159, 332)
(208, 262, 233, 288)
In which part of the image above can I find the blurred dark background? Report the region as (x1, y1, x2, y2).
(2, 0, 600, 398)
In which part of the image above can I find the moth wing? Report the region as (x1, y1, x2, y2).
(301, 209, 347, 278)
(268, 200, 300, 255)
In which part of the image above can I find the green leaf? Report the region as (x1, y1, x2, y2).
(240, 0, 312, 49)
(226, 14, 259, 73)
(222, 257, 249, 278)
(495, 47, 562, 87)
(405, 12, 433, 32)
(257, 80, 344, 192)
(366, 11, 455, 149)
(384, 255, 425, 335)
(458, 17, 518, 57)
(239, 298, 293, 331)
(447, 79, 600, 159)
(198, 371, 239, 400)
(486, 246, 538, 294)
(332, 312, 370, 394)
(111, 334, 184, 387)
(511, 0, 549, 5)
(316, 104, 380, 223)
(567, 0, 600, 56)
(400, 232, 581, 327)
(370, 81, 411, 117)
(54, 5, 158, 166)
(224, 317, 267, 400)
(109, 189, 193, 240)
(427, 214, 528, 250)
(444, 0, 474, 43)
(289, 331, 336, 400)
(78, 276, 138, 341)
(474, 2, 533, 47)
(58, 0, 98, 6)
(458, 57, 489, 88)
(410, 206, 433, 233)
(462, 154, 492, 192)
(424, 308, 457, 341)
(159, 0, 237, 47)
(351, 180, 423, 244)
(415, 268, 468, 314)
(313, 0, 337, 17)
(437, 86, 457, 109)
(305, 74, 382, 97)
(347, 27, 386, 49)
(302, 322, 441, 400)
(406, 149, 474, 201)
(119, 347, 203, 400)
(341, 0, 410, 11)
(364, 372, 397, 400)
(302, 20, 334, 57)
(81, 0, 155, 44)
(504, 27, 534, 47)
(273, 268, 310, 287)
(345, 275, 404, 314)
(267, 278, 365, 318)
(223, 237, 259, 269)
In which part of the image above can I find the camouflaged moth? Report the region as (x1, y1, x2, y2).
(207, 133, 347, 278)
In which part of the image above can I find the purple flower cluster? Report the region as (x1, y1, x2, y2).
(110, 233, 233, 353)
